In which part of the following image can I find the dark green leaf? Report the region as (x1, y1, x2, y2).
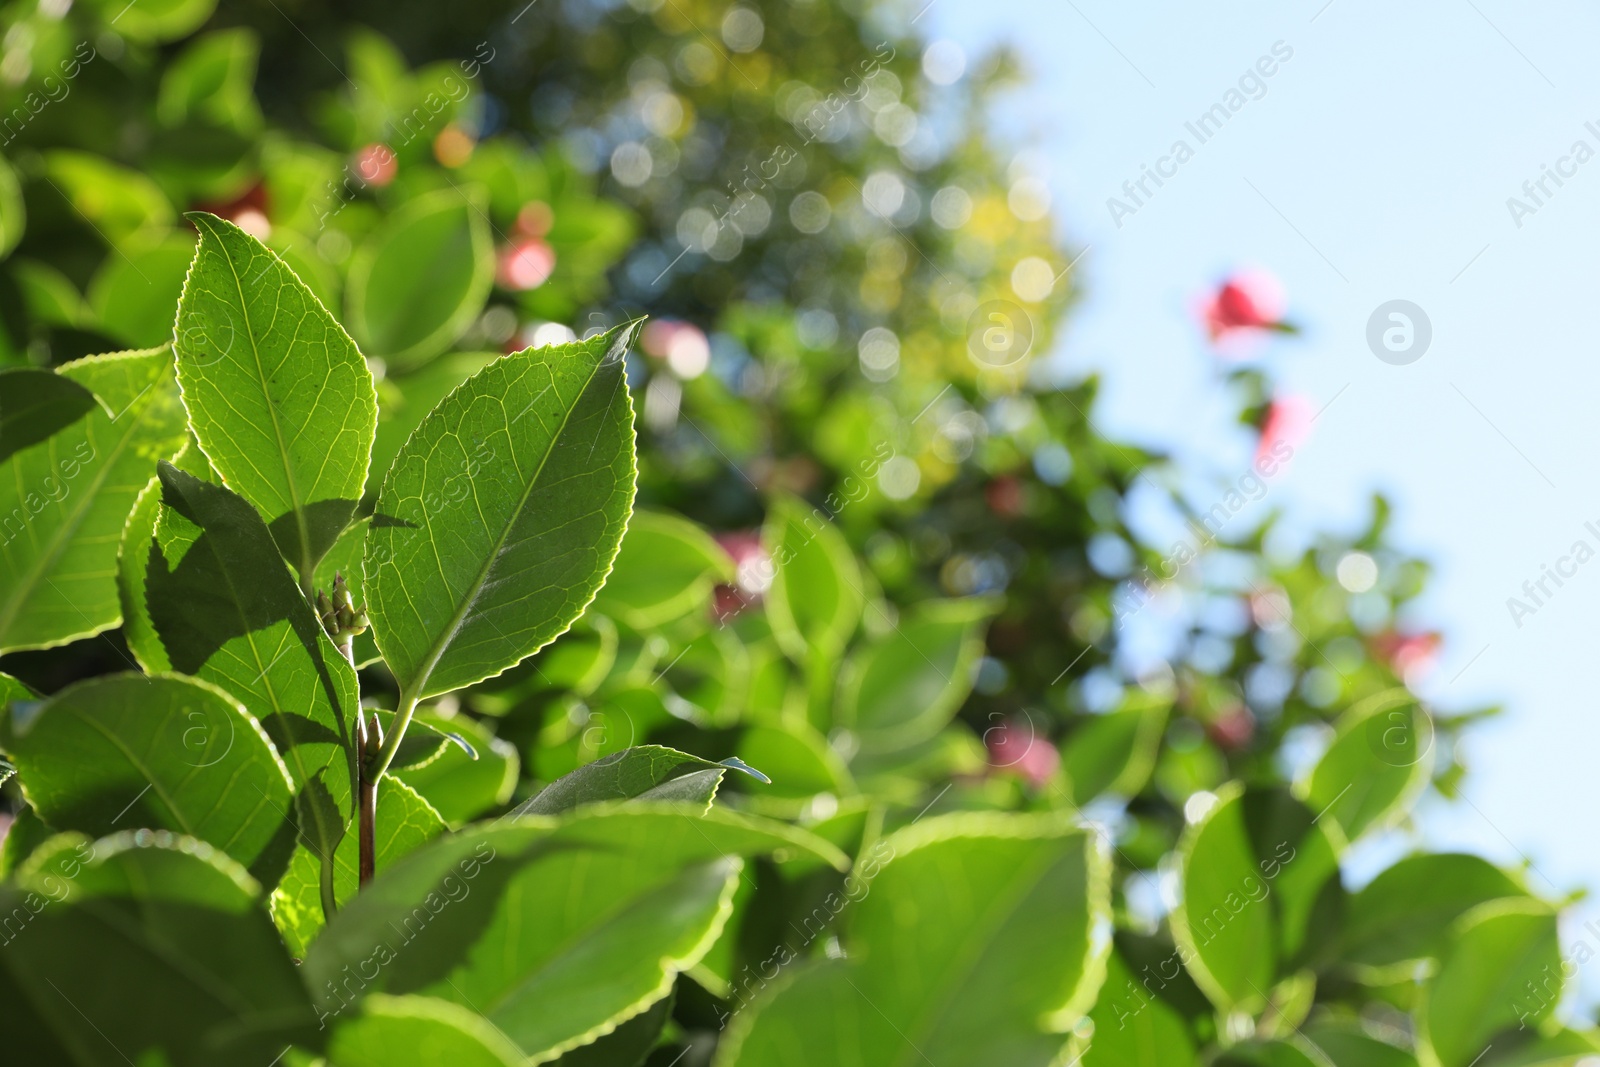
(516, 745, 763, 816)
(0, 673, 296, 882)
(127, 463, 360, 911)
(0, 829, 318, 1066)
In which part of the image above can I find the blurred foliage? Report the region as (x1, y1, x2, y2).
(0, 0, 1576, 1065)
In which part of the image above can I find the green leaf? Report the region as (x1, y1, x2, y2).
(1301, 689, 1433, 841)
(89, 231, 197, 348)
(1171, 785, 1341, 1012)
(116, 436, 212, 670)
(763, 496, 863, 665)
(157, 28, 263, 132)
(127, 463, 361, 911)
(393, 712, 518, 826)
(1303, 1018, 1418, 1067)
(0, 152, 24, 261)
(734, 720, 851, 814)
(547, 990, 673, 1067)
(87, 0, 217, 41)
(372, 353, 496, 491)
(1061, 691, 1170, 806)
(0, 673, 296, 883)
(0, 348, 187, 652)
(1478, 1030, 1600, 1067)
(0, 829, 318, 1066)
(1417, 899, 1562, 1067)
(346, 188, 495, 369)
(1340, 853, 1526, 972)
(315, 514, 381, 667)
(1082, 949, 1197, 1067)
(272, 774, 445, 958)
(838, 597, 996, 752)
(306, 804, 845, 1060)
(591, 508, 733, 628)
(516, 745, 766, 816)
(328, 994, 523, 1067)
(175, 211, 378, 585)
(364, 322, 639, 702)
(717, 812, 1110, 1067)
(1214, 1040, 1332, 1067)
(43, 151, 175, 246)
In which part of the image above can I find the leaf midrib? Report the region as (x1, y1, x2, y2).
(203, 217, 313, 582)
(208, 567, 347, 850)
(0, 381, 157, 644)
(399, 345, 615, 701)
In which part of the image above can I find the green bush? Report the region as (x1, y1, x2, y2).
(0, 1, 1581, 1065)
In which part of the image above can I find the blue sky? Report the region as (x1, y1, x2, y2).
(923, 0, 1600, 1005)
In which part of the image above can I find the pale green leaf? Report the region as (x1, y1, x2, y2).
(1339, 853, 1526, 971)
(307, 804, 845, 1060)
(346, 188, 494, 368)
(1172, 785, 1341, 1013)
(1061, 691, 1169, 806)
(364, 322, 639, 701)
(591, 508, 733, 629)
(157, 28, 262, 131)
(0, 152, 23, 260)
(1417, 899, 1562, 1067)
(837, 596, 995, 752)
(717, 812, 1110, 1067)
(175, 211, 377, 584)
(328, 994, 523, 1067)
(515, 745, 763, 816)
(0, 347, 186, 652)
(1301, 689, 1433, 841)
(1082, 949, 1198, 1067)
(89, 231, 196, 348)
(763, 496, 863, 664)
(394, 712, 518, 826)
(43, 151, 174, 246)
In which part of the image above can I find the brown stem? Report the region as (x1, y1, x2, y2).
(358, 710, 382, 888)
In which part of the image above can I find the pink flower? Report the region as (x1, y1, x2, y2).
(1256, 394, 1313, 468)
(1209, 705, 1255, 752)
(986, 718, 1060, 788)
(1197, 270, 1296, 357)
(353, 143, 397, 187)
(712, 531, 771, 622)
(497, 239, 557, 291)
(641, 320, 711, 379)
(1372, 630, 1441, 685)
